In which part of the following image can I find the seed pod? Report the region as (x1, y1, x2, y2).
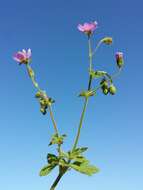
(109, 85, 116, 95)
(40, 99, 45, 106)
(40, 108, 46, 115)
(100, 79, 108, 89)
(35, 91, 41, 98)
(103, 88, 109, 95)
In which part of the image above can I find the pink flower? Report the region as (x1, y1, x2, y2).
(13, 49, 32, 64)
(77, 21, 98, 35)
(116, 52, 124, 68)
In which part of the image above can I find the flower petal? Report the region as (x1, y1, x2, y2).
(77, 24, 85, 32)
(26, 48, 32, 58)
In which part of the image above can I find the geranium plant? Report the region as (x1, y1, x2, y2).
(13, 21, 124, 190)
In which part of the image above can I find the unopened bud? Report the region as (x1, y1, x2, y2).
(100, 79, 108, 89)
(109, 85, 116, 95)
(40, 108, 46, 115)
(103, 88, 108, 95)
(35, 91, 41, 98)
(101, 37, 113, 45)
(116, 52, 124, 68)
(40, 100, 45, 106)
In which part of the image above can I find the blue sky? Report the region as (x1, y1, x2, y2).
(0, 0, 143, 189)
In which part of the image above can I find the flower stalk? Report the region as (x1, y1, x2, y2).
(72, 98, 89, 151)
(72, 36, 93, 151)
(26, 64, 59, 136)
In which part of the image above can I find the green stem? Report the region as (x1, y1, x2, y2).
(112, 68, 122, 79)
(48, 106, 59, 136)
(88, 37, 93, 91)
(88, 74, 92, 90)
(88, 37, 93, 72)
(26, 64, 41, 92)
(92, 40, 102, 57)
(25, 64, 59, 136)
(72, 37, 93, 151)
(72, 98, 88, 151)
(50, 172, 65, 190)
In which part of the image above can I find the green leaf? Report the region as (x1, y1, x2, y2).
(59, 159, 69, 167)
(60, 151, 69, 159)
(90, 70, 107, 78)
(72, 155, 87, 163)
(39, 164, 57, 176)
(70, 161, 99, 176)
(47, 153, 58, 164)
(67, 147, 88, 163)
(70, 147, 88, 158)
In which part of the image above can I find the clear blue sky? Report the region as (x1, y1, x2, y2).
(0, 0, 143, 189)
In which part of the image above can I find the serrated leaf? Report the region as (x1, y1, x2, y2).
(39, 164, 57, 176)
(70, 147, 88, 159)
(72, 156, 87, 163)
(70, 161, 99, 176)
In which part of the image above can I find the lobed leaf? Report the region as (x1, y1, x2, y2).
(39, 164, 57, 176)
(69, 147, 88, 159)
(47, 153, 58, 164)
(70, 161, 99, 176)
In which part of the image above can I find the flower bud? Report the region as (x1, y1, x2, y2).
(103, 88, 108, 95)
(109, 85, 116, 95)
(100, 79, 108, 89)
(40, 99, 45, 106)
(35, 91, 41, 98)
(40, 108, 46, 115)
(116, 52, 124, 68)
(101, 37, 113, 45)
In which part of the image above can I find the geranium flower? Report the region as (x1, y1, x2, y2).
(78, 21, 98, 35)
(13, 49, 32, 64)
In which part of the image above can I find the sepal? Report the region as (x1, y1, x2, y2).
(79, 90, 95, 98)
